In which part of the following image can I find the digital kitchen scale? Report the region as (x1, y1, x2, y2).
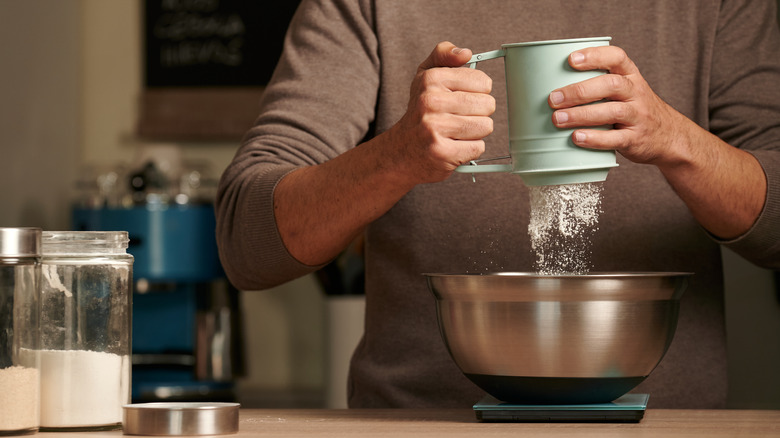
(473, 393, 649, 423)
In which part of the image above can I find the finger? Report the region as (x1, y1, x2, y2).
(452, 91, 496, 116)
(420, 90, 496, 117)
(549, 74, 633, 109)
(417, 62, 493, 94)
(553, 101, 635, 128)
(418, 41, 474, 71)
(567, 45, 640, 77)
(448, 139, 488, 167)
(421, 135, 486, 172)
(447, 115, 494, 140)
(570, 127, 632, 151)
(425, 114, 494, 141)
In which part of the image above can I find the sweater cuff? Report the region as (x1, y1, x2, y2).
(237, 165, 328, 290)
(720, 150, 780, 269)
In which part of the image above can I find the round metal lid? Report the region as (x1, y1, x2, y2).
(122, 403, 239, 436)
(0, 227, 41, 258)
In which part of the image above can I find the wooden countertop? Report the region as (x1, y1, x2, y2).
(36, 408, 780, 437)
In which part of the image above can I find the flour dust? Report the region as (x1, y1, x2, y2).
(528, 182, 604, 275)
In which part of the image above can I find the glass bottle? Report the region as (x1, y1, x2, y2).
(0, 227, 41, 435)
(39, 231, 132, 431)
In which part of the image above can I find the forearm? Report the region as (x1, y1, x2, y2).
(274, 129, 417, 266)
(655, 114, 767, 240)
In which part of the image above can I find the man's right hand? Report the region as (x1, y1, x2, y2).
(387, 41, 496, 184)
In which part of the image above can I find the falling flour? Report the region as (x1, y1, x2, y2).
(38, 349, 130, 428)
(528, 182, 604, 274)
(0, 366, 39, 432)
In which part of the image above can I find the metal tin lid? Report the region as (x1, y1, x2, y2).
(0, 227, 41, 258)
(122, 403, 239, 436)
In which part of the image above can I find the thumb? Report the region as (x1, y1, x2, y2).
(418, 41, 473, 71)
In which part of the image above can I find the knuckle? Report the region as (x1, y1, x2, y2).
(418, 92, 443, 112)
(605, 45, 629, 66)
(615, 130, 634, 150)
(477, 117, 494, 138)
(451, 140, 484, 167)
(485, 95, 497, 114)
(418, 69, 441, 87)
(421, 112, 442, 130)
(417, 114, 442, 142)
(611, 102, 631, 120)
(482, 116, 494, 134)
(572, 81, 589, 99)
(436, 41, 451, 51)
(615, 47, 629, 64)
(605, 74, 625, 92)
(477, 71, 493, 93)
(486, 114, 494, 128)
(468, 140, 486, 160)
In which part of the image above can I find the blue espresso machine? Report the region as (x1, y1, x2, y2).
(73, 201, 244, 402)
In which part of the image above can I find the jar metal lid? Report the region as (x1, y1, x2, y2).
(122, 403, 239, 436)
(0, 227, 41, 257)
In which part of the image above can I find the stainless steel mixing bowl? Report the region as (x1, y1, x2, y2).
(425, 272, 691, 404)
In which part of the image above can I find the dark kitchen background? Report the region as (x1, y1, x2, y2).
(0, 0, 778, 409)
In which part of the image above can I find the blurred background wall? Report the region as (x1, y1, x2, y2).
(0, 0, 778, 409)
(0, 0, 329, 408)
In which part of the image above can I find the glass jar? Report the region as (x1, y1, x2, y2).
(39, 231, 132, 431)
(0, 227, 41, 435)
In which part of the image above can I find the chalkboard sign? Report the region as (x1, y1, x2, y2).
(144, 0, 300, 87)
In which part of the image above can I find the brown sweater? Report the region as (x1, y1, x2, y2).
(216, 0, 780, 408)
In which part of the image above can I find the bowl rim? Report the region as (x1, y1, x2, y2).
(423, 271, 693, 278)
(424, 272, 693, 302)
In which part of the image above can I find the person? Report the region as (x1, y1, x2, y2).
(216, 0, 780, 408)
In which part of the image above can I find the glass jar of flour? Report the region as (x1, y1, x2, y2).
(0, 227, 41, 435)
(40, 231, 132, 430)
